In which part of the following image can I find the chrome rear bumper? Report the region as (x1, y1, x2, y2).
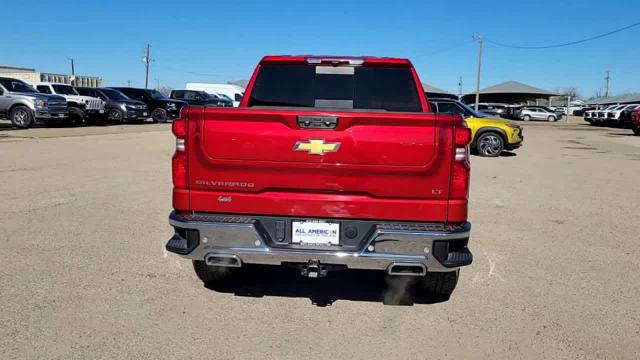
(167, 211, 472, 273)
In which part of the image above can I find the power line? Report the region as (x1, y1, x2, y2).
(155, 63, 246, 81)
(485, 20, 640, 49)
(157, 65, 225, 78)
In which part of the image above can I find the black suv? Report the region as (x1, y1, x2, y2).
(76, 87, 149, 123)
(109, 87, 186, 123)
(170, 90, 232, 107)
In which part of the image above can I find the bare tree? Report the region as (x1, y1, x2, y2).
(158, 86, 174, 97)
(563, 87, 579, 98)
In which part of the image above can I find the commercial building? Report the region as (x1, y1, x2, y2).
(0, 65, 102, 87)
(584, 94, 640, 106)
(461, 80, 557, 105)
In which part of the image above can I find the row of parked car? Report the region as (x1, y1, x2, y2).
(583, 104, 639, 128)
(0, 76, 243, 129)
(476, 103, 566, 122)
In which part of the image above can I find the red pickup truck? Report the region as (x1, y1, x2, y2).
(166, 56, 473, 296)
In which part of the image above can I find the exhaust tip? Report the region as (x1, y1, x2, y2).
(387, 262, 426, 276)
(205, 253, 242, 268)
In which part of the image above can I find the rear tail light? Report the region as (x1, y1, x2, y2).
(172, 116, 187, 138)
(455, 126, 472, 147)
(450, 126, 472, 199)
(172, 113, 188, 188)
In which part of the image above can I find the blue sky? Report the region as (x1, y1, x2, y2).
(2, 0, 639, 98)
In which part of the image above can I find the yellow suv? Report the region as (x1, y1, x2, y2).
(429, 98, 524, 157)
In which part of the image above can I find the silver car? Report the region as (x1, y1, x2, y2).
(519, 107, 558, 122)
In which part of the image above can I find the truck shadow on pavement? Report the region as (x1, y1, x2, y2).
(204, 265, 450, 307)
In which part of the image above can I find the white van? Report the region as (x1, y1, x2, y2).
(184, 83, 245, 107)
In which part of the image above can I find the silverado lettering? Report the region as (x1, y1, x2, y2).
(166, 55, 474, 296)
(195, 180, 255, 188)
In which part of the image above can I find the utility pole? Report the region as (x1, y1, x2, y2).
(458, 76, 463, 97)
(127, 80, 132, 87)
(566, 93, 571, 122)
(472, 34, 484, 111)
(143, 44, 153, 89)
(604, 71, 610, 98)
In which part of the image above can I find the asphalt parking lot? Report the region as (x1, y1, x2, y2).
(1, 119, 639, 359)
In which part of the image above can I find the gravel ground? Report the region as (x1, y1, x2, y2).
(1, 120, 639, 359)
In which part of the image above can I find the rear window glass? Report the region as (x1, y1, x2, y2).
(434, 102, 464, 115)
(37, 85, 52, 94)
(75, 88, 93, 96)
(52, 84, 79, 95)
(248, 64, 422, 112)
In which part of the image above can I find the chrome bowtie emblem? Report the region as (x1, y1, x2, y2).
(293, 139, 341, 155)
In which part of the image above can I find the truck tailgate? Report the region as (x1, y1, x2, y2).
(186, 107, 455, 221)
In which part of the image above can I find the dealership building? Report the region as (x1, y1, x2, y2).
(0, 65, 102, 87)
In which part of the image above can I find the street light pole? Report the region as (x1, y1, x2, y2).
(472, 34, 484, 111)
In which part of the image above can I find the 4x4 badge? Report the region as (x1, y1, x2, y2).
(293, 139, 341, 155)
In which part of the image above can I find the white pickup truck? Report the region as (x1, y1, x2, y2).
(31, 82, 105, 124)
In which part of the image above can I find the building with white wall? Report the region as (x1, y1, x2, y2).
(0, 65, 102, 87)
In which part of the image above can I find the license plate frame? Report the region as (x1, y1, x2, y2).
(292, 221, 340, 246)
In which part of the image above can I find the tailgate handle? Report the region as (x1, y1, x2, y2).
(297, 116, 338, 129)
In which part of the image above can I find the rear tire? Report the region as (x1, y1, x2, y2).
(10, 106, 33, 129)
(421, 270, 459, 296)
(192, 260, 238, 285)
(152, 108, 167, 123)
(632, 125, 640, 136)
